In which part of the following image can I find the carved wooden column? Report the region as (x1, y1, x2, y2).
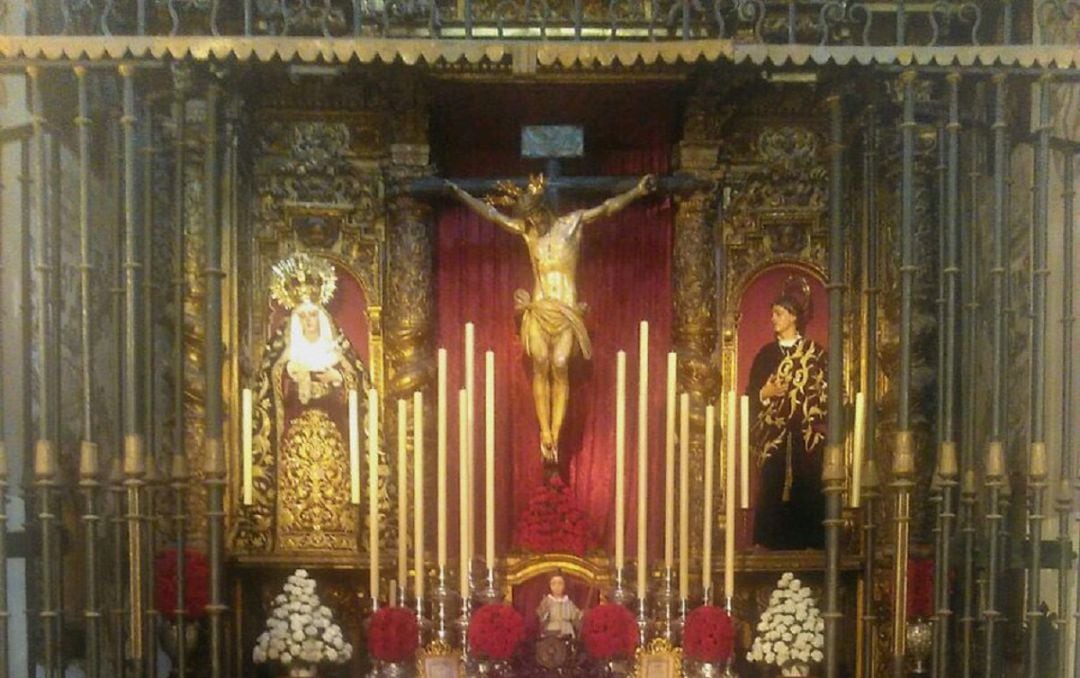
(672, 91, 721, 573)
(383, 86, 436, 599)
(384, 172, 435, 402)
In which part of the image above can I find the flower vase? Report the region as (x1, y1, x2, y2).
(158, 618, 202, 677)
(373, 660, 414, 677)
(285, 665, 318, 678)
(905, 618, 933, 675)
(686, 659, 726, 677)
(601, 658, 631, 675)
(779, 660, 810, 677)
(472, 658, 510, 675)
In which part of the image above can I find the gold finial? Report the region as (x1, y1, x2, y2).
(861, 458, 881, 492)
(170, 453, 191, 483)
(985, 441, 1005, 481)
(108, 456, 125, 487)
(144, 456, 163, 485)
(892, 431, 915, 478)
(962, 469, 977, 496)
(1055, 478, 1073, 510)
(123, 434, 146, 477)
(937, 441, 958, 480)
(1029, 442, 1047, 480)
(822, 443, 845, 483)
(203, 438, 226, 477)
(79, 441, 100, 480)
(34, 440, 57, 481)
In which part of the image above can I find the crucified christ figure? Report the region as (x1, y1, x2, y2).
(447, 174, 656, 467)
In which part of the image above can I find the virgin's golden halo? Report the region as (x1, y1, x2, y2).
(269, 252, 338, 310)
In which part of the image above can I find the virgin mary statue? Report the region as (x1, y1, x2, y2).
(234, 252, 369, 556)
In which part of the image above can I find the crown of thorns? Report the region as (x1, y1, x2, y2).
(485, 174, 546, 208)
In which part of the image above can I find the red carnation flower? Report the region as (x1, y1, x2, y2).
(514, 480, 593, 555)
(683, 605, 735, 663)
(154, 549, 209, 620)
(468, 604, 525, 660)
(581, 603, 638, 660)
(367, 607, 420, 663)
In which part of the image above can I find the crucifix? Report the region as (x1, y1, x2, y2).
(409, 125, 704, 469)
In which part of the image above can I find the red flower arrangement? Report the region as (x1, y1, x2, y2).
(514, 477, 592, 555)
(581, 603, 638, 660)
(906, 557, 935, 619)
(468, 604, 526, 660)
(154, 549, 209, 620)
(367, 607, 420, 663)
(683, 605, 735, 663)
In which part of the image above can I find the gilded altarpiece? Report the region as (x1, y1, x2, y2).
(230, 105, 391, 567)
(706, 81, 866, 673)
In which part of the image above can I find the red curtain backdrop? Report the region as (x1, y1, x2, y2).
(432, 83, 681, 567)
(735, 264, 828, 547)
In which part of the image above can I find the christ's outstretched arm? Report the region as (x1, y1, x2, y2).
(579, 174, 657, 224)
(446, 181, 523, 234)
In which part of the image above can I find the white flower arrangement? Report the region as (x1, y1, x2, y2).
(747, 572, 825, 675)
(253, 569, 353, 667)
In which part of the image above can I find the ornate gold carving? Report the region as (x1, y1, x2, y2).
(672, 187, 721, 556)
(384, 194, 435, 401)
(277, 409, 358, 552)
(231, 92, 390, 564)
(502, 552, 612, 604)
(634, 638, 683, 678)
(180, 127, 210, 547)
(417, 640, 464, 678)
(715, 83, 862, 610)
(269, 252, 338, 309)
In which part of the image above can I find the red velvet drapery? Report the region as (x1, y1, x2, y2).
(432, 83, 681, 573)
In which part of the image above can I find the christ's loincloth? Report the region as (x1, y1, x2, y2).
(514, 290, 592, 360)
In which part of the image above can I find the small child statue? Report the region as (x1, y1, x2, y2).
(536, 573, 582, 638)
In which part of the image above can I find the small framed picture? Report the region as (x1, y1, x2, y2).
(417, 641, 464, 678)
(634, 638, 683, 678)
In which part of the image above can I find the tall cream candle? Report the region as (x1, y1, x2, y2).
(437, 349, 448, 568)
(678, 392, 690, 600)
(458, 389, 471, 596)
(242, 388, 253, 506)
(636, 321, 650, 596)
(739, 395, 750, 510)
(368, 388, 380, 601)
(464, 323, 475, 564)
(664, 352, 677, 570)
(388, 580, 398, 608)
(397, 398, 408, 600)
(724, 392, 737, 599)
(349, 389, 361, 505)
(614, 351, 627, 570)
(413, 391, 426, 600)
(702, 405, 716, 599)
(851, 392, 866, 508)
(485, 351, 496, 567)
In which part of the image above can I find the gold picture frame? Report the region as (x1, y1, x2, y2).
(417, 640, 465, 678)
(634, 638, 684, 678)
